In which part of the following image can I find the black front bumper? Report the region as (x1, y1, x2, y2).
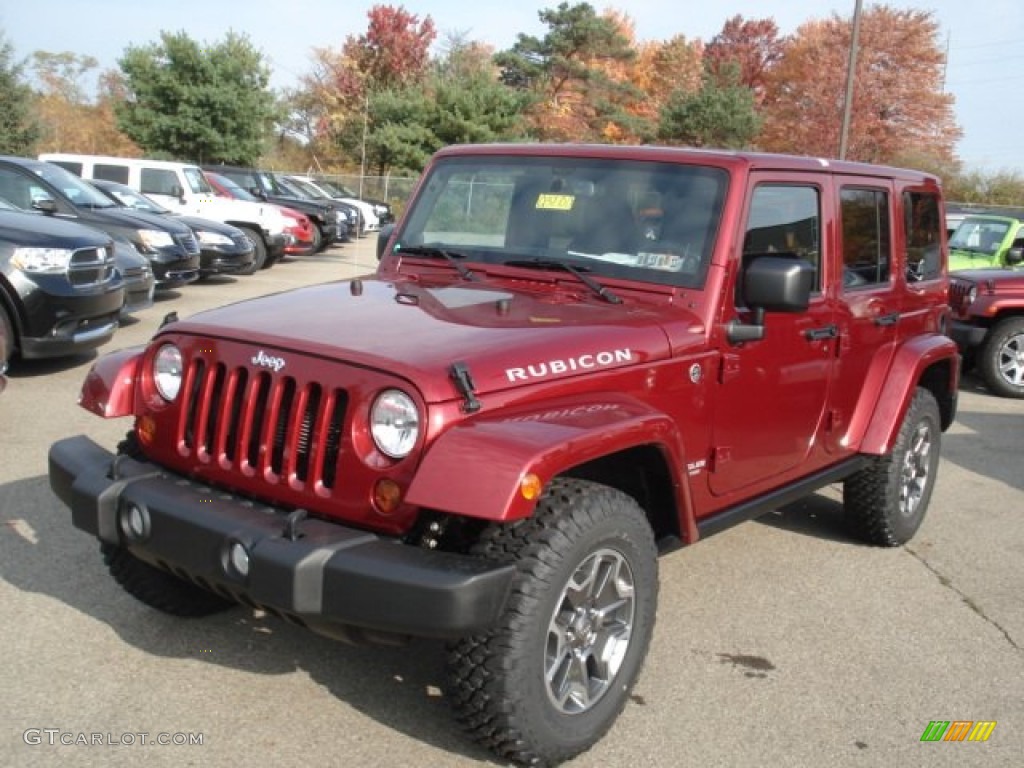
(949, 319, 989, 352)
(48, 436, 514, 640)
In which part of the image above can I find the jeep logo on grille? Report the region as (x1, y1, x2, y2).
(252, 350, 286, 372)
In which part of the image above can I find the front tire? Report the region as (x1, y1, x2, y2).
(844, 388, 941, 546)
(446, 478, 658, 766)
(978, 316, 1024, 398)
(237, 227, 267, 274)
(102, 544, 235, 617)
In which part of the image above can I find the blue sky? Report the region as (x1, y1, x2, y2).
(2, 1, 1021, 173)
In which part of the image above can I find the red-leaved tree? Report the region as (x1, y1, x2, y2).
(758, 5, 960, 164)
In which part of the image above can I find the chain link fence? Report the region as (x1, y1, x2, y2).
(313, 173, 420, 215)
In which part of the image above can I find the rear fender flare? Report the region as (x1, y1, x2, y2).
(854, 335, 959, 455)
(405, 395, 693, 535)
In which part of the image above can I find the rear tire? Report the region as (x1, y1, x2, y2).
(237, 227, 267, 274)
(978, 316, 1024, 398)
(844, 388, 941, 546)
(102, 543, 234, 617)
(446, 477, 658, 766)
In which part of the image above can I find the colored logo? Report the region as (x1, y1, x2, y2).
(920, 721, 996, 742)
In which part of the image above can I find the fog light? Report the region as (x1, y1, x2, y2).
(228, 541, 250, 578)
(119, 503, 150, 541)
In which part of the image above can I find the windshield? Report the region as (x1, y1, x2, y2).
(93, 182, 169, 213)
(208, 173, 259, 202)
(394, 156, 728, 289)
(319, 179, 357, 198)
(949, 218, 1011, 253)
(32, 163, 117, 208)
(286, 177, 329, 200)
(184, 167, 214, 195)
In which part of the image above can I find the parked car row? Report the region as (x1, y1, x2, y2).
(0, 153, 378, 375)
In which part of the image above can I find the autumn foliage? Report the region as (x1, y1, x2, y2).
(6, 2, 974, 180)
(758, 6, 960, 162)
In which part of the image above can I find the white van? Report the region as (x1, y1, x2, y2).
(39, 153, 290, 269)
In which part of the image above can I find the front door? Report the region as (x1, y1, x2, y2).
(710, 179, 836, 497)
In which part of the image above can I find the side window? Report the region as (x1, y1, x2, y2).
(0, 168, 34, 210)
(742, 185, 821, 291)
(840, 187, 890, 289)
(95, 164, 130, 184)
(50, 161, 83, 176)
(140, 168, 179, 196)
(903, 190, 942, 282)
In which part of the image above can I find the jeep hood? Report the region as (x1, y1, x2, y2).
(953, 268, 1024, 288)
(167, 277, 695, 403)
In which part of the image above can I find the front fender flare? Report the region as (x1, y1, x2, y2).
(79, 345, 145, 418)
(405, 394, 690, 528)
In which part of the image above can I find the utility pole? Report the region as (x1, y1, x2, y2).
(359, 92, 368, 199)
(839, 0, 864, 160)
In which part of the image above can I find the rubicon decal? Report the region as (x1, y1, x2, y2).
(506, 349, 633, 382)
(251, 350, 286, 372)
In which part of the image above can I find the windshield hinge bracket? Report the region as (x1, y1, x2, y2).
(450, 362, 482, 414)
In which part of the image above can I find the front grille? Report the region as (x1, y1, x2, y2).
(949, 279, 973, 312)
(178, 359, 348, 490)
(175, 232, 201, 255)
(69, 246, 116, 286)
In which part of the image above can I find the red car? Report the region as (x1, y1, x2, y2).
(205, 172, 316, 256)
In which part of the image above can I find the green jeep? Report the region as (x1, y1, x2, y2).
(948, 214, 1024, 271)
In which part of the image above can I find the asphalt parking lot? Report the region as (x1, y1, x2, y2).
(1, 237, 1022, 768)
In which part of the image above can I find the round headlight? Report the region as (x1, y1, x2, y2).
(370, 389, 420, 459)
(153, 344, 183, 401)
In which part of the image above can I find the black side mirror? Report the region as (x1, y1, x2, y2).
(727, 256, 815, 344)
(33, 198, 58, 215)
(1007, 246, 1023, 266)
(376, 224, 395, 261)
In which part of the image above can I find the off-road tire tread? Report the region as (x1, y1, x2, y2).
(446, 477, 657, 767)
(844, 388, 940, 547)
(102, 543, 234, 617)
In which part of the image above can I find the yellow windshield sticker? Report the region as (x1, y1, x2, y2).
(535, 194, 575, 211)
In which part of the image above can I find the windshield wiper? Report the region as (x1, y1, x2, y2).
(503, 258, 622, 304)
(398, 245, 476, 281)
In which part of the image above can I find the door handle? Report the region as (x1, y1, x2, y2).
(874, 312, 900, 327)
(805, 324, 838, 341)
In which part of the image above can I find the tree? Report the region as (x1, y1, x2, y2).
(758, 6, 960, 164)
(430, 36, 532, 146)
(658, 63, 761, 149)
(494, 2, 638, 142)
(345, 5, 436, 90)
(0, 33, 39, 155)
(630, 35, 704, 127)
(704, 16, 784, 105)
(115, 30, 279, 164)
(29, 51, 140, 155)
(290, 5, 437, 168)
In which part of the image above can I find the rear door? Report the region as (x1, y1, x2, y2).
(823, 178, 900, 454)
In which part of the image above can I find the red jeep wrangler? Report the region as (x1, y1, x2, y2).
(949, 266, 1024, 398)
(49, 144, 959, 766)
